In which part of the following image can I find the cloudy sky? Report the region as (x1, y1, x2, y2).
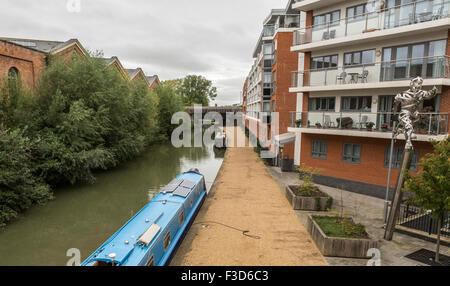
(0, 0, 287, 106)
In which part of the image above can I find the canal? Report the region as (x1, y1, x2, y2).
(0, 140, 225, 266)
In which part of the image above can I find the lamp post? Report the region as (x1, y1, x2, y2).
(383, 121, 397, 225)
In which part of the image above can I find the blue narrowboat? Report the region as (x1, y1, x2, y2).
(81, 168, 207, 266)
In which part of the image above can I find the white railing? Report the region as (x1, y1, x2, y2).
(292, 56, 450, 88)
(293, 0, 450, 46)
(290, 111, 449, 135)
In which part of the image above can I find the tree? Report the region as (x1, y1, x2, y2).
(404, 138, 450, 263)
(155, 84, 183, 139)
(178, 75, 217, 106)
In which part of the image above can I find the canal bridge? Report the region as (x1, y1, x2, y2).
(186, 106, 242, 126)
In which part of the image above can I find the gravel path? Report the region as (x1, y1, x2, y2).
(170, 127, 327, 266)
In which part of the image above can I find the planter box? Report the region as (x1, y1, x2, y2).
(306, 215, 379, 258)
(285, 185, 332, 211)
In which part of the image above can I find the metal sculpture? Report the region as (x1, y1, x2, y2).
(393, 77, 437, 149)
(384, 77, 437, 241)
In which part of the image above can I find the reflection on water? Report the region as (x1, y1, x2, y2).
(0, 141, 223, 266)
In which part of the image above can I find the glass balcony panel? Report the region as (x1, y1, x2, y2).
(294, 0, 450, 46)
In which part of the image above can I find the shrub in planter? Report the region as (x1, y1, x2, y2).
(285, 164, 333, 211)
(381, 123, 389, 132)
(307, 214, 379, 258)
(295, 119, 302, 127)
(315, 122, 322, 129)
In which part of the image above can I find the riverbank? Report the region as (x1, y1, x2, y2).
(0, 141, 223, 266)
(171, 127, 327, 266)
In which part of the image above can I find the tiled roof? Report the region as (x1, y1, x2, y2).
(0, 37, 78, 53)
(125, 68, 140, 79)
(146, 75, 158, 85)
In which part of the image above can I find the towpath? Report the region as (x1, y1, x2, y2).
(171, 127, 327, 266)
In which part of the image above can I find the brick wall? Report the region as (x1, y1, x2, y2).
(272, 31, 298, 136)
(0, 40, 46, 88)
(300, 133, 434, 188)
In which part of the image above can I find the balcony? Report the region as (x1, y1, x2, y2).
(289, 111, 449, 140)
(292, 0, 450, 52)
(291, 56, 450, 92)
(292, 0, 347, 12)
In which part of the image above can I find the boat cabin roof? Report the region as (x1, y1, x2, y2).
(84, 171, 204, 266)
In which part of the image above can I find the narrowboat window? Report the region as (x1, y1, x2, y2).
(93, 261, 114, 267)
(164, 232, 171, 251)
(179, 211, 184, 226)
(145, 256, 154, 266)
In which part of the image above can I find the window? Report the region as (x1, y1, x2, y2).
(312, 140, 327, 159)
(309, 97, 335, 111)
(385, 147, 419, 171)
(311, 55, 338, 70)
(179, 211, 184, 227)
(343, 143, 361, 164)
(313, 10, 341, 28)
(346, 2, 378, 22)
(382, 39, 447, 80)
(344, 50, 375, 66)
(341, 96, 372, 111)
(145, 256, 155, 266)
(164, 232, 171, 251)
(8, 67, 19, 81)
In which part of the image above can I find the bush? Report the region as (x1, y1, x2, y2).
(0, 129, 52, 226)
(0, 54, 161, 225)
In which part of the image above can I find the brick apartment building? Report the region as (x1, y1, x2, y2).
(287, 0, 449, 198)
(0, 37, 159, 90)
(242, 1, 303, 164)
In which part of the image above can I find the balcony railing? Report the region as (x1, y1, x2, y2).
(290, 111, 449, 135)
(292, 56, 450, 88)
(293, 0, 450, 46)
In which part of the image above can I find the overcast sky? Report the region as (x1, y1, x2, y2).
(0, 0, 286, 106)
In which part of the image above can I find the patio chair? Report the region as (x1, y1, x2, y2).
(432, 7, 444, 20)
(324, 115, 336, 128)
(336, 71, 347, 84)
(322, 31, 330, 40)
(329, 30, 336, 39)
(357, 115, 368, 129)
(358, 70, 369, 83)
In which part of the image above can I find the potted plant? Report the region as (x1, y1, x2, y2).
(295, 119, 302, 128)
(307, 120, 311, 128)
(381, 123, 389, 132)
(365, 122, 375, 131)
(285, 164, 333, 211)
(315, 122, 322, 129)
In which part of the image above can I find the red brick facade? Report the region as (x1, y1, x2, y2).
(300, 134, 434, 188)
(0, 40, 46, 88)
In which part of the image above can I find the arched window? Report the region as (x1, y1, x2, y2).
(8, 67, 19, 81)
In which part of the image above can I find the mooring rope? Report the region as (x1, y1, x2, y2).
(194, 221, 261, 240)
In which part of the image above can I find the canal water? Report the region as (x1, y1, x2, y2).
(0, 141, 225, 266)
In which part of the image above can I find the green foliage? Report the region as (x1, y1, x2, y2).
(404, 138, 450, 219)
(177, 75, 217, 106)
(313, 216, 367, 239)
(297, 164, 322, 196)
(0, 129, 52, 226)
(0, 55, 162, 226)
(404, 138, 450, 261)
(154, 84, 184, 140)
